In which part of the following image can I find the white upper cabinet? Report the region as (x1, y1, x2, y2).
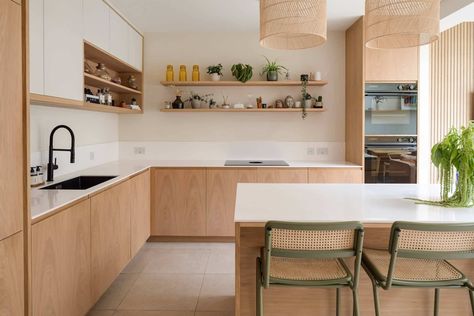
(109, 9, 129, 64)
(83, 0, 110, 51)
(29, 0, 44, 95)
(128, 28, 143, 71)
(43, 0, 83, 101)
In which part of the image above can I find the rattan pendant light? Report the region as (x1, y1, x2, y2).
(365, 0, 440, 49)
(260, 0, 327, 50)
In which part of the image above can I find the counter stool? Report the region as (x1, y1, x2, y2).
(256, 221, 365, 316)
(362, 221, 474, 316)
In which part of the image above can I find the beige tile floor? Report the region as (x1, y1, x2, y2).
(88, 242, 235, 316)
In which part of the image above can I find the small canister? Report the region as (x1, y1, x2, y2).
(179, 65, 187, 81)
(192, 65, 200, 81)
(166, 65, 174, 81)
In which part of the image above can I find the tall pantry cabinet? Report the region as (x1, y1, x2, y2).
(0, 0, 28, 315)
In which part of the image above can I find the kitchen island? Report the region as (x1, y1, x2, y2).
(234, 183, 474, 315)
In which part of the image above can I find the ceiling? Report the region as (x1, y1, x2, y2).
(108, 0, 365, 33)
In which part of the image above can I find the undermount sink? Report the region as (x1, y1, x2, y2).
(224, 160, 289, 167)
(40, 175, 117, 190)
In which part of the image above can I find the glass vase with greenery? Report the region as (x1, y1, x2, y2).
(261, 56, 287, 81)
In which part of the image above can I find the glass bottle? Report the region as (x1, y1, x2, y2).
(95, 63, 111, 81)
(192, 65, 200, 81)
(172, 95, 184, 109)
(105, 88, 113, 106)
(166, 65, 174, 81)
(179, 65, 187, 81)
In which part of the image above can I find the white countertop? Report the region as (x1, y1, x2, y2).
(234, 183, 474, 224)
(30, 159, 361, 222)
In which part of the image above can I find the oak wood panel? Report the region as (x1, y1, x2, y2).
(31, 200, 91, 316)
(256, 168, 307, 183)
(366, 46, 419, 82)
(236, 224, 474, 315)
(130, 170, 151, 256)
(160, 80, 328, 87)
(0, 0, 23, 241)
(91, 180, 131, 301)
(207, 168, 257, 236)
(345, 17, 365, 167)
(0, 232, 24, 316)
(151, 168, 207, 236)
(308, 168, 363, 183)
(160, 108, 326, 113)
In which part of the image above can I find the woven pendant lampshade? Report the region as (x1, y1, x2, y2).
(365, 0, 440, 49)
(260, 0, 327, 50)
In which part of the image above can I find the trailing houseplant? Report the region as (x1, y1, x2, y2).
(231, 63, 253, 83)
(207, 64, 223, 81)
(300, 78, 309, 119)
(261, 56, 287, 81)
(411, 122, 474, 207)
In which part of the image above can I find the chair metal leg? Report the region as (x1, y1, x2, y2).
(352, 289, 360, 316)
(434, 288, 440, 316)
(370, 279, 380, 316)
(256, 258, 263, 316)
(469, 290, 474, 316)
(336, 288, 340, 316)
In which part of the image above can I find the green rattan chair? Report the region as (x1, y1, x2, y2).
(256, 221, 365, 316)
(362, 221, 474, 316)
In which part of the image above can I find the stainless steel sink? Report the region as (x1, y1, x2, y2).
(224, 160, 289, 166)
(40, 175, 117, 190)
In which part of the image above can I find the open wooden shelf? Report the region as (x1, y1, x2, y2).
(160, 108, 326, 113)
(84, 41, 140, 73)
(30, 93, 143, 114)
(160, 80, 328, 87)
(84, 73, 142, 94)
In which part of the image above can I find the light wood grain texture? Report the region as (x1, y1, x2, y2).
(160, 80, 328, 87)
(429, 22, 474, 183)
(160, 108, 326, 113)
(206, 168, 257, 237)
(256, 168, 308, 183)
(84, 73, 142, 94)
(130, 170, 151, 257)
(366, 46, 418, 82)
(0, 0, 23, 241)
(151, 168, 207, 236)
(236, 224, 474, 315)
(345, 17, 365, 167)
(308, 168, 363, 183)
(84, 40, 140, 73)
(30, 93, 143, 114)
(91, 180, 131, 302)
(0, 232, 24, 316)
(32, 200, 91, 316)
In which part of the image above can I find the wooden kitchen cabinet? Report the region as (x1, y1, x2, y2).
(151, 168, 207, 236)
(207, 168, 257, 236)
(0, 232, 24, 316)
(83, 0, 110, 51)
(130, 171, 151, 256)
(91, 180, 131, 301)
(109, 8, 129, 64)
(308, 168, 363, 183)
(32, 200, 91, 316)
(365, 46, 418, 82)
(257, 168, 308, 183)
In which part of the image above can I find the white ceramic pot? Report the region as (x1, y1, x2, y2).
(304, 99, 314, 108)
(191, 99, 201, 109)
(210, 73, 221, 81)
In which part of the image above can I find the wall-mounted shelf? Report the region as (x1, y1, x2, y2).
(84, 73, 142, 94)
(160, 80, 328, 87)
(84, 41, 140, 73)
(30, 94, 143, 114)
(160, 108, 326, 113)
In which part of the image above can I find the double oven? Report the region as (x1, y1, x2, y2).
(364, 83, 418, 183)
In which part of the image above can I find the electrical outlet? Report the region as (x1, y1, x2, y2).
(134, 147, 146, 155)
(306, 147, 315, 156)
(89, 152, 95, 160)
(316, 147, 329, 156)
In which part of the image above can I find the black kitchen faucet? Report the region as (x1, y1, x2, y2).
(47, 125, 75, 182)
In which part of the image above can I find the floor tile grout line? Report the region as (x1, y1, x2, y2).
(114, 273, 141, 311)
(195, 251, 212, 312)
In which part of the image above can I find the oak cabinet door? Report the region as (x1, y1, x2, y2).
(207, 168, 257, 236)
(151, 168, 207, 236)
(0, 232, 24, 316)
(32, 200, 91, 316)
(256, 168, 308, 183)
(365, 46, 418, 82)
(130, 171, 151, 256)
(91, 181, 131, 301)
(308, 168, 363, 183)
(83, 0, 110, 51)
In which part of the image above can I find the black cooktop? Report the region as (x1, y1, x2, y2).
(224, 160, 289, 167)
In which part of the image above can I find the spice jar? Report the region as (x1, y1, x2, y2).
(192, 65, 200, 81)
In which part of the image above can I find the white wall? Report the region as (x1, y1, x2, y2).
(118, 31, 346, 160)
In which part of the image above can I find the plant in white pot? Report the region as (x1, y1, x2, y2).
(207, 64, 223, 81)
(186, 92, 213, 109)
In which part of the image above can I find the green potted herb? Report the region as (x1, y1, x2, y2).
(411, 122, 474, 207)
(231, 63, 253, 83)
(207, 64, 223, 81)
(186, 91, 213, 109)
(261, 56, 287, 81)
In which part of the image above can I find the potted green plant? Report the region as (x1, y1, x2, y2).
(231, 63, 253, 83)
(315, 96, 323, 108)
(411, 122, 474, 207)
(207, 64, 223, 81)
(186, 92, 213, 109)
(261, 56, 287, 81)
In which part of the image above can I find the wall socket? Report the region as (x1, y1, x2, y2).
(134, 147, 146, 155)
(89, 152, 95, 160)
(316, 147, 329, 156)
(306, 147, 315, 156)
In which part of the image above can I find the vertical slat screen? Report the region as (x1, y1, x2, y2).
(429, 22, 474, 183)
